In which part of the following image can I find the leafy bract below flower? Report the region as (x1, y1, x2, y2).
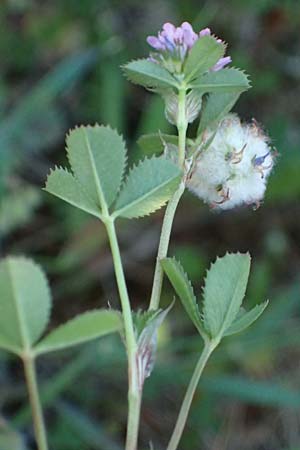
(147, 22, 231, 74)
(187, 115, 275, 210)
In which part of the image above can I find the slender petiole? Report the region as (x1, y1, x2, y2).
(23, 353, 49, 450)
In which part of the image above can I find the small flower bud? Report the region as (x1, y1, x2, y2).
(187, 115, 275, 210)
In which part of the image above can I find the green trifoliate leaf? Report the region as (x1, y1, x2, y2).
(0, 257, 51, 355)
(161, 257, 205, 337)
(197, 92, 240, 135)
(122, 59, 178, 89)
(66, 125, 127, 211)
(190, 68, 250, 93)
(137, 133, 178, 156)
(35, 310, 121, 355)
(224, 301, 269, 336)
(113, 157, 181, 219)
(202, 253, 251, 339)
(184, 36, 225, 82)
(44, 167, 101, 218)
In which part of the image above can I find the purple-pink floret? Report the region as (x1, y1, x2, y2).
(147, 22, 231, 72)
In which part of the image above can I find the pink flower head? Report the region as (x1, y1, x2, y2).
(147, 22, 231, 74)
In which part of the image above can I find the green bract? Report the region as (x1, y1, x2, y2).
(133, 304, 173, 386)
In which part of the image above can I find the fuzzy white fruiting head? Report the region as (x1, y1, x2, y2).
(187, 115, 275, 210)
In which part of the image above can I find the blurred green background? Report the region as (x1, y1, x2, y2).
(1, 0, 300, 449)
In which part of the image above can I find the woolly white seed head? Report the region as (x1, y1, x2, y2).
(187, 114, 275, 210)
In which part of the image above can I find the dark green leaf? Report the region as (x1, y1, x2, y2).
(202, 253, 251, 338)
(35, 310, 121, 355)
(190, 68, 250, 93)
(113, 157, 181, 219)
(44, 167, 101, 218)
(224, 301, 269, 336)
(123, 59, 178, 89)
(198, 92, 240, 135)
(161, 258, 205, 337)
(184, 36, 225, 82)
(66, 125, 127, 211)
(0, 257, 51, 354)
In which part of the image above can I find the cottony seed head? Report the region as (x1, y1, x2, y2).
(187, 115, 275, 210)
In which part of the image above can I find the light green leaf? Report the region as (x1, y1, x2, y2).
(224, 301, 268, 336)
(35, 310, 121, 355)
(203, 253, 251, 338)
(113, 157, 181, 219)
(66, 125, 127, 211)
(198, 92, 240, 135)
(190, 68, 250, 93)
(0, 257, 51, 354)
(137, 133, 178, 156)
(161, 258, 205, 337)
(44, 167, 101, 218)
(122, 59, 178, 89)
(184, 36, 225, 82)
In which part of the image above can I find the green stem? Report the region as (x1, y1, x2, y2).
(166, 341, 217, 450)
(105, 218, 140, 450)
(149, 182, 185, 310)
(126, 388, 142, 450)
(23, 354, 48, 450)
(149, 86, 188, 311)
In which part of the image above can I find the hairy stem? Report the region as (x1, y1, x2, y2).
(149, 86, 188, 311)
(105, 218, 140, 450)
(23, 354, 48, 450)
(166, 341, 218, 450)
